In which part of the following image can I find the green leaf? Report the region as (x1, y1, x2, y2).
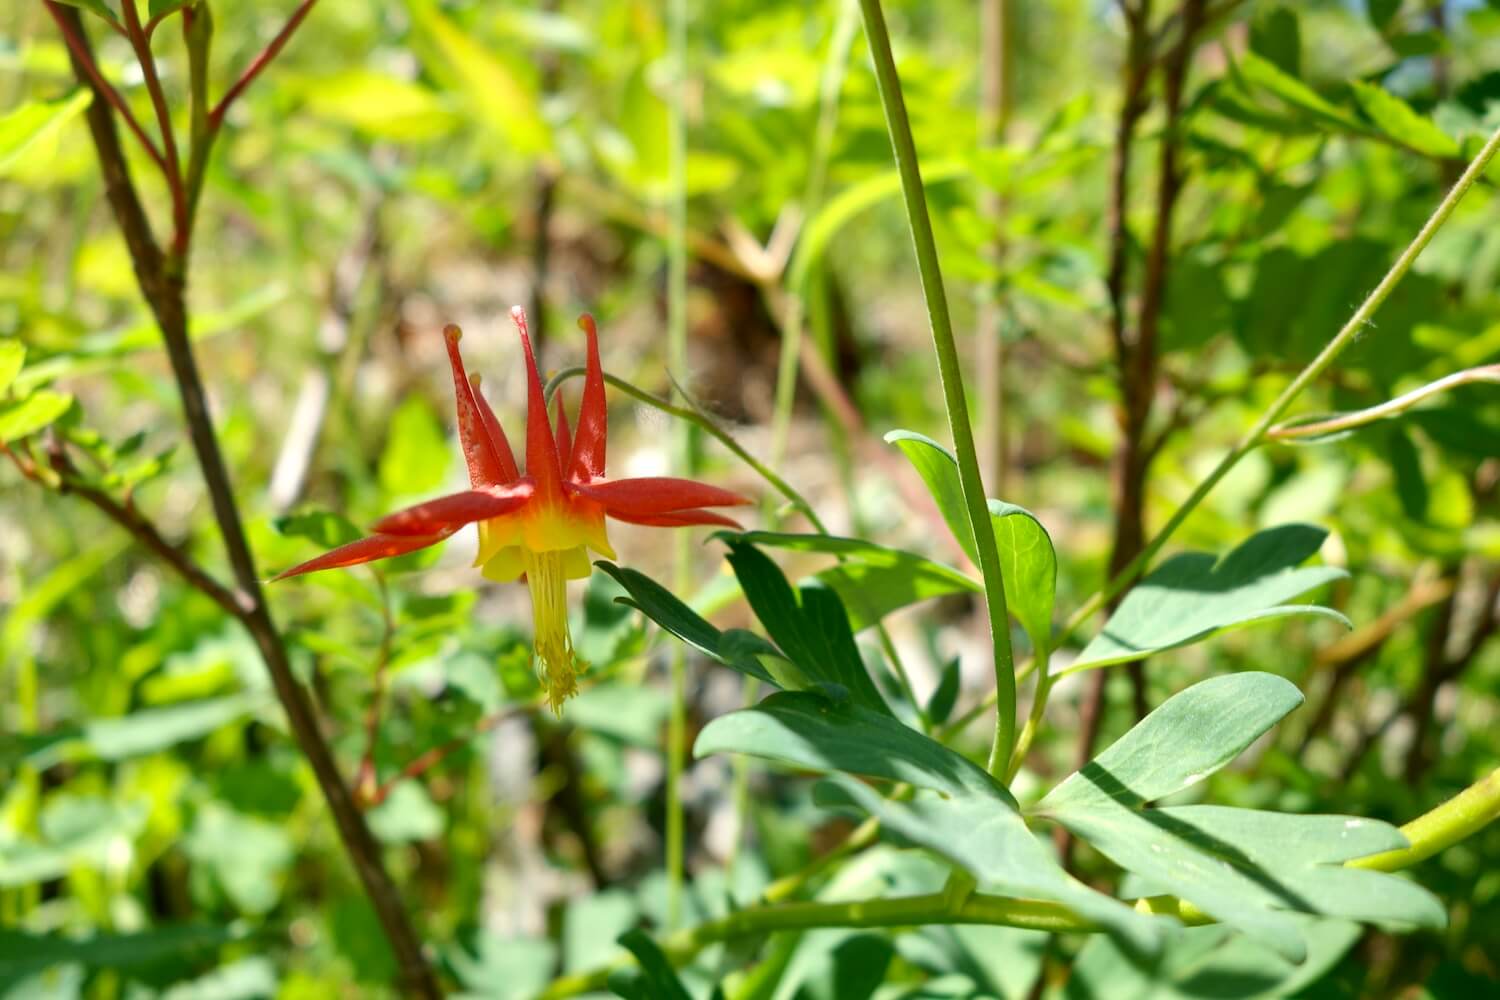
(1236, 52, 1368, 134)
(925, 656, 960, 726)
(366, 782, 445, 844)
(1042, 673, 1306, 807)
(0, 390, 74, 443)
(1058, 917, 1361, 1000)
(1249, 6, 1301, 79)
(0, 925, 239, 983)
(184, 805, 293, 915)
(563, 891, 637, 973)
(695, 690, 1005, 802)
(70, 695, 264, 765)
(1067, 525, 1349, 673)
(0, 341, 23, 395)
(721, 539, 890, 715)
(609, 930, 692, 1000)
(732, 531, 980, 632)
(1385, 426, 1429, 521)
(0, 90, 92, 176)
(886, 430, 977, 564)
(1366, 0, 1401, 32)
(1036, 673, 1444, 960)
(987, 502, 1056, 655)
(816, 778, 1163, 958)
(273, 508, 363, 548)
(1350, 81, 1459, 157)
(147, 0, 196, 20)
(15, 284, 288, 393)
(42, 1, 119, 27)
(378, 396, 450, 496)
(447, 934, 556, 1000)
(594, 561, 781, 685)
(886, 432, 1057, 650)
(410, 0, 551, 155)
(302, 69, 460, 142)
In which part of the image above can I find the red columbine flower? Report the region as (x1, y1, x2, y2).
(275, 307, 750, 711)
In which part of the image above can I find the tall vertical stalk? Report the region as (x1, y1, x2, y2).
(664, 0, 691, 929)
(855, 0, 1017, 777)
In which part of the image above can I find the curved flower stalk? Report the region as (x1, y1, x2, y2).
(275, 307, 750, 711)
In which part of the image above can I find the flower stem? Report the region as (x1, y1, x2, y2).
(856, 0, 1016, 778)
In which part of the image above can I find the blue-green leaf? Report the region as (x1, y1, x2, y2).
(1036, 673, 1444, 960)
(695, 690, 1003, 802)
(1067, 524, 1349, 673)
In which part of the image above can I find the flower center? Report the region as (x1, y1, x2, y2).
(523, 547, 585, 712)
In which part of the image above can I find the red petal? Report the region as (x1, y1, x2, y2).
(608, 507, 744, 529)
(372, 485, 532, 536)
(443, 325, 519, 485)
(570, 477, 751, 516)
(554, 395, 573, 464)
(470, 373, 520, 482)
(271, 531, 447, 581)
(568, 313, 607, 482)
(512, 306, 564, 498)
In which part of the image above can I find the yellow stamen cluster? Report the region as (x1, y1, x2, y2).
(523, 547, 586, 712)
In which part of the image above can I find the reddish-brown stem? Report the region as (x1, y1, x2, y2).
(45, 1, 168, 173)
(363, 703, 533, 809)
(51, 8, 439, 995)
(208, 0, 320, 129)
(120, 0, 188, 246)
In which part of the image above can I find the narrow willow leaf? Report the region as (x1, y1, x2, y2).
(595, 562, 780, 685)
(0, 390, 74, 443)
(0, 341, 23, 395)
(1351, 80, 1459, 157)
(1036, 673, 1444, 960)
(1067, 524, 1349, 673)
(695, 690, 1005, 802)
(817, 778, 1164, 958)
(0, 91, 93, 176)
(410, 0, 551, 155)
(733, 530, 979, 632)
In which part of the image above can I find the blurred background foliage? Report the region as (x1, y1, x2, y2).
(2, 0, 1500, 996)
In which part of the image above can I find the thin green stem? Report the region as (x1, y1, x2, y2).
(1005, 645, 1050, 783)
(665, 0, 691, 931)
(537, 890, 1091, 998)
(768, 0, 859, 470)
(941, 122, 1500, 738)
(542, 763, 1500, 996)
(1350, 766, 1500, 872)
(1063, 122, 1500, 639)
(545, 367, 827, 532)
(857, 0, 1016, 778)
(1266, 364, 1500, 442)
